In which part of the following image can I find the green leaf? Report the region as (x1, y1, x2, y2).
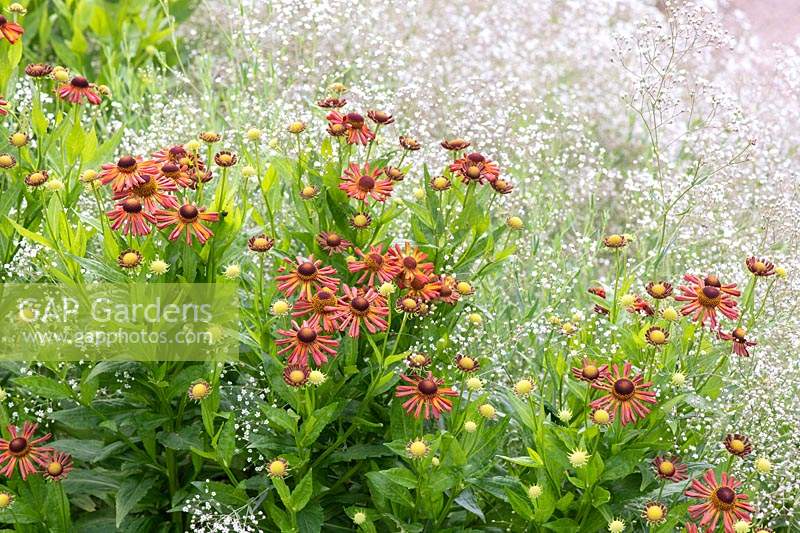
(499, 454, 542, 468)
(262, 405, 299, 435)
(299, 402, 340, 447)
(365, 470, 415, 508)
(504, 487, 534, 521)
(66, 115, 86, 163)
(115, 476, 156, 527)
(214, 415, 236, 466)
(290, 469, 314, 512)
(6, 216, 55, 249)
(272, 477, 293, 509)
(15, 375, 73, 400)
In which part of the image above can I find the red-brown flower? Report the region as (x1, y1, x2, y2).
(158, 162, 194, 188)
(349, 245, 401, 286)
(154, 203, 219, 245)
(718, 327, 756, 357)
(675, 274, 740, 328)
(723, 434, 752, 457)
(627, 295, 654, 316)
(395, 372, 458, 419)
(0, 422, 53, 480)
(326, 111, 375, 145)
(283, 364, 310, 387)
(437, 275, 461, 304)
(0, 15, 24, 44)
(276, 320, 339, 367)
(339, 163, 393, 202)
(403, 276, 443, 302)
(57, 76, 102, 105)
(334, 285, 389, 337)
(292, 288, 339, 332)
(570, 358, 609, 383)
(114, 174, 178, 212)
(316, 231, 352, 255)
(390, 243, 434, 286)
(276, 255, 339, 301)
(685, 470, 753, 533)
(646, 281, 674, 299)
(588, 286, 607, 299)
(107, 198, 156, 236)
(43, 451, 73, 481)
(590, 362, 656, 425)
(99, 155, 159, 192)
(746, 256, 775, 277)
(652, 455, 688, 482)
(449, 152, 500, 184)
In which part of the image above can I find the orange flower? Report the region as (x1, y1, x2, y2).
(675, 274, 740, 328)
(114, 174, 178, 212)
(0, 422, 53, 480)
(449, 152, 500, 184)
(389, 243, 434, 286)
(107, 198, 156, 236)
(349, 245, 401, 286)
(685, 470, 753, 533)
(57, 76, 102, 105)
(395, 372, 458, 419)
(276, 321, 339, 367)
(292, 288, 339, 332)
(99, 156, 159, 192)
(326, 111, 375, 145)
(339, 163, 393, 202)
(334, 285, 389, 337)
(154, 203, 219, 245)
(276, 255, 339, 301)
(590, 362, 656, 426)
(0, 15, 24, 44)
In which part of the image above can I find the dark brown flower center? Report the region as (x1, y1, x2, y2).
(368, 253, 383, 267)
(297, 262, 317, 277)
(71, 76, 90, 88)
(122, 198, 143, 213)
(704, 275, 721, 287)
(358, 176, 375, 190)
(117, 155, 137, 169)
(346, 113, 364, 127)
(439, 287, 452, 298)
(701, 286, 721, 302)
(0, 16, 7, 25)
(8, 437, 27, 455)
(613, 378, 635, 398)
(179, 204, 199, 220)
(467, 152, 485, 163)
(169, 145, 187, 157)
(326, 234, 341, 246)
(162, 162, 180, 174)
(715, 487, 735, 505)
(351, 296, 370, 313)
(403, 256, 417, 269)
(297, 327, 317, 344)
(418, 379, 438, 395)
(317, 290, 333, 301)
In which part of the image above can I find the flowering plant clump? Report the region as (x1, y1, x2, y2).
(0, 1, 797, 532)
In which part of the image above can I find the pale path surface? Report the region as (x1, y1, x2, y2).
(727, 0, 800, 44)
